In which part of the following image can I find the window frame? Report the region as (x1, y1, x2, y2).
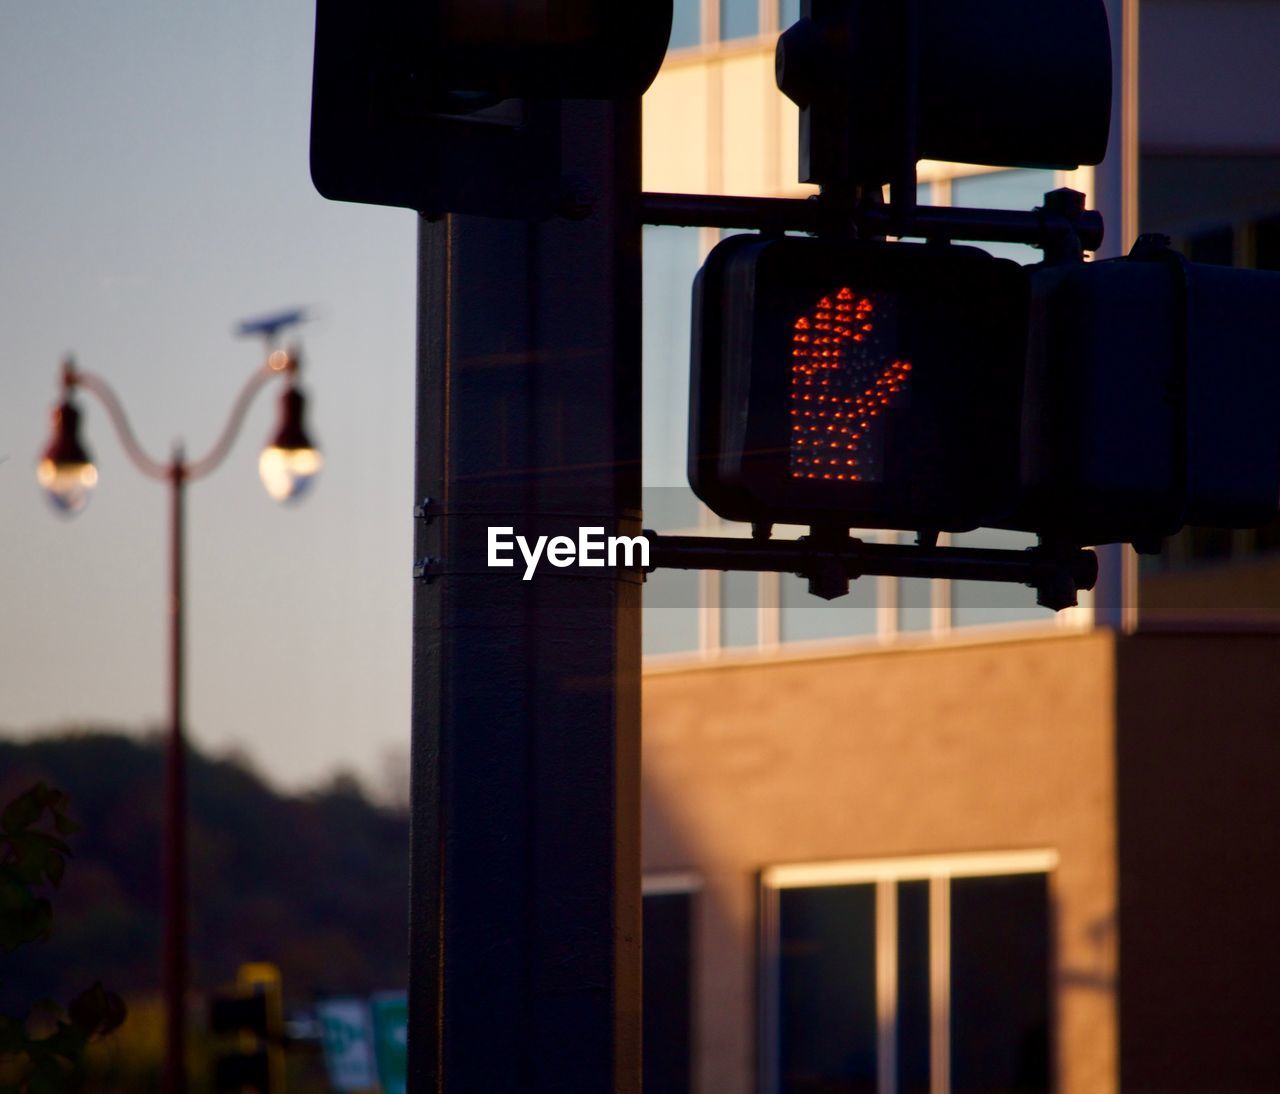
(643, 873, 702, 1093)
(758, 849, 1059, 1094)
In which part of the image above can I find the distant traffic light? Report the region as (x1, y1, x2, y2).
(210, 963, 285, 1093)
(690, 234, 1028, 533)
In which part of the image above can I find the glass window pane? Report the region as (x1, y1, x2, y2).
(779, 0, 801, 31)
(721, 0, 759, 41)
(643, 225, 701, 492)
(643, 225, 704, 656)
(721, 570, 759, 649)
(897, 880, 931, 1094)
(950, 528, 1055, 629)
(898, 579, 932, 633)
(778, 884, 878, 1092)
(895, 533, 933, 633)
(645, 486, 702, 534)
(645, 569, 701, 655)
(671, 0, 701, 49)
(951, 169, 1058, 265)
(644, 892, 693, 1094)
(780, 570, 877, 644)
(950, 874, 1051, 1093)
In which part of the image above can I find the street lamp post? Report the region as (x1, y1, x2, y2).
(37, 334, 321, 1094)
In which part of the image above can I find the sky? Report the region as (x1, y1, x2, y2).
(0, 2, 419, 792)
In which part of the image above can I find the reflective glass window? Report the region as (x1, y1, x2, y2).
(643, 225, 704, 656)
(778, 884, 878, 1092)
(644, 891, 694, 1093)
(722, 0, 760, 41)
(951, 528, 1055, 629)
(671, 0, 702, 49)
(951, 169, 1058, 265)
(950, 874, 1051, 1092)
(780, 569, 877, 644)
(721, 570, 759, 649)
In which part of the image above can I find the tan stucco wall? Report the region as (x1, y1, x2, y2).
(641, 629, 1119, 1093)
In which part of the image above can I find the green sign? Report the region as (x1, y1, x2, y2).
(370, 991, 408, 1094)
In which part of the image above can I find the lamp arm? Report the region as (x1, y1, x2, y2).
(184, 362, 279, 483)
(74, 372, 171, 482)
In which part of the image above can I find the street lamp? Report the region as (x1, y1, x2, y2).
(36, 327, 321, 1094)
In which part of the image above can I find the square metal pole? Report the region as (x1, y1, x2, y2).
(408, 99, 644, 1092)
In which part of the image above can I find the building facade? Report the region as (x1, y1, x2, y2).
(636, 3, 1280, 1091)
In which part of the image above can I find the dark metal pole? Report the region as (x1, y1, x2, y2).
(644, 531, 1097, 596)
(639, 191, 1106, 251)
(162, 448, 188, 1094)
(408, 98, 643, 1091)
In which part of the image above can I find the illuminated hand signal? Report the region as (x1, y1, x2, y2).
(789, 287, 912, 483)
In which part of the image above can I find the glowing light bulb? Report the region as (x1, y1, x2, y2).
(259, 384, 321, 503)
(258, 444, 323, 503)
(37, 399, 97, 515)
(37, 457, 98, 514)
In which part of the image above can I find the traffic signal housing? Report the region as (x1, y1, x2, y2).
(690, 232, 1280, 554)
(690, 234, 1029, 533)
(776, 0, 1111, 189)
(310, 0, 673, 216)
(210, 963, 285, 1093)
(1021, 240, 1280, 547)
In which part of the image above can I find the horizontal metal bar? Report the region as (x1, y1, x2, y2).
(640, 192, 1104, 252)
(641, 192, 822, 233)
(643, 531, 1097, 611)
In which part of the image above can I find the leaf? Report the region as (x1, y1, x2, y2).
(0, 786, 46, 835)
(67, 983, 126, 1037)
(0, 891, 53, 952)
(5, 835, 63, 888)
(28, 1059, 79, 1094)
(42, 854, 64, 889)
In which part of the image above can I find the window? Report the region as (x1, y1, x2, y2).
(776, 883, 878, 1090)
(950, 529, 1056, 629)
(644, 225, 704, 656)
(780, 569, 878, 645)
(722, 570, 761, 649)
(761, 852, 1056, 1093)
(721, 0, 761, 42)
(951, 169, 1059, 266)
(670, 0, 702, 50)
(644, 880, 697, 1094)
(779, 0, 801, 31)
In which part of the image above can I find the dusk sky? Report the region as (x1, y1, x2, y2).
(0, 2, 419, 791)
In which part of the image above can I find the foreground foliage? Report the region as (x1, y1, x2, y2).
(0, 783, 126, 1092)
